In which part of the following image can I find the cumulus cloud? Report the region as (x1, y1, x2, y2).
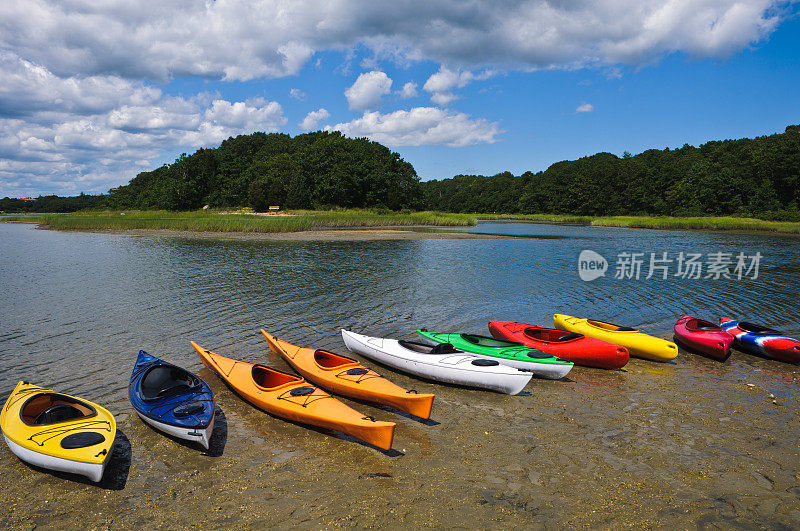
(326, 107, 502, 148)
(575, 103, 594, 113)
(399, 82, 418, 99)
(0, 1, 791, 195)
(289, 88, 306, 101)
(0, 53, 286, 196)
(300, 108, 331, 130)
(344, 71, 393, 111)
(423, 67, 495, 105)
(0, 1, 784, 83)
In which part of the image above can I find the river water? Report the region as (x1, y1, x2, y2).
(1, 221, 799, 528)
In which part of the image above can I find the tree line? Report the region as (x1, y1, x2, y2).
(106, 131, 421, 211)
(2, 125, 798, 218)
(0, 193, 105, 213)
(420, 125, 800, 220)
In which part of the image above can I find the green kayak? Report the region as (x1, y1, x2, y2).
(417, 330, 573, 379)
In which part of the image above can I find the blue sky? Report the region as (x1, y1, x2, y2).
(1, 1, 798, 196)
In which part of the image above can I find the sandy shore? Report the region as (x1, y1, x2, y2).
(2, 344, 799, 528)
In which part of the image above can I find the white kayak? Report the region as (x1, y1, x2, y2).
(341, 329, 532, 395)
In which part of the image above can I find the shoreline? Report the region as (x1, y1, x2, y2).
(37, 226, 511, 241)
(4, 211, 800, 236)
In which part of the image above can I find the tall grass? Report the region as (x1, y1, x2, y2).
(476, 213, 594, 224)
(0, 215, 42, 223)
(34, 210, 476, 233)
(475, 213, 800, 234)
(589, 215, 800, 234)
(12, 210, 800, 234)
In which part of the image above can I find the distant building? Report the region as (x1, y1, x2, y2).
(19, 197, 36, 201)
(269, 206, 280, 211)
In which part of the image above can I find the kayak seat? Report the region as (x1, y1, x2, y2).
(431, 343, 458, 354)
(156, 383, 192, 399)
(556, 332, 583, 342)
(141, 365, 198, 400)
(34, 404, 86, 425)
(21, 394, 95, 425)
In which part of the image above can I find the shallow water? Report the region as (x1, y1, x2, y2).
(1, 222, 799, 528)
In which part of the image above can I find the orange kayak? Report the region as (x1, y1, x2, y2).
(262, 330, 435, 419)
(191, 341, 395, 450)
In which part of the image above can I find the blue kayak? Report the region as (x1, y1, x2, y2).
(128, 350, 216, 449)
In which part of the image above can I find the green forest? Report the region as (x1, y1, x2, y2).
(2, 125, 798, 219)
(421, 125, 800, 220)
(106, 131, 420, 211)
(0, 193, 105, 214)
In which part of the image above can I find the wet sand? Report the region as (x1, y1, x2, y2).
(2, 342, 799, 529)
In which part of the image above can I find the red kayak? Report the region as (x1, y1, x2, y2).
(487, 321, 629, 369)
(673, 315, 733, 361)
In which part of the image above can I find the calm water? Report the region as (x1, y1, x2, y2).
(2, 221, 800, 527)
(2, 221, 799, 399)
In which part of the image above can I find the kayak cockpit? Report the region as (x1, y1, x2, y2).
(314, 350, 358, 369)
(738, 322, 781, 334)
(524, 328, 583, 343)
(398, 340, 459, 355)
(252, 365, 303, 390)
(587, 320, 636, 332)
(685, 318, 721, 331)
(21, 393, 96, 425)
(140, 365, 200, 400)
(461, 334, 520, 347)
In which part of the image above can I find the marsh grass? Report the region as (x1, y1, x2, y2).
(476, 214, 594, 224)
(0, 215, 41, 223)
(32, 209, 476, 233)
(589, 215, 800, 233)
(8, 210, 800, 234)
(476, 214, 800, 234)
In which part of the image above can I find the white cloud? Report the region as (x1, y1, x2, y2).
(423, 67, 495, 105)
(344, 71, 393, 111)
(0, 54, 286, 196)
(0, 1, 784, 83)
(0, 51, 162, 119)
(326, 107, 502, 148)
(430, 92, 460, 106)
(289, 88, 306, 101)
(0, 1, 791, 195)
(300, 108, 330, 131)
(399, 82, 418, 99)
(575, 103, 594, 113)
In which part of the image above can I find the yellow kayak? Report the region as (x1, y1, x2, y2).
(553, 314, 678, 362)
(1, 382, 116, 482)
